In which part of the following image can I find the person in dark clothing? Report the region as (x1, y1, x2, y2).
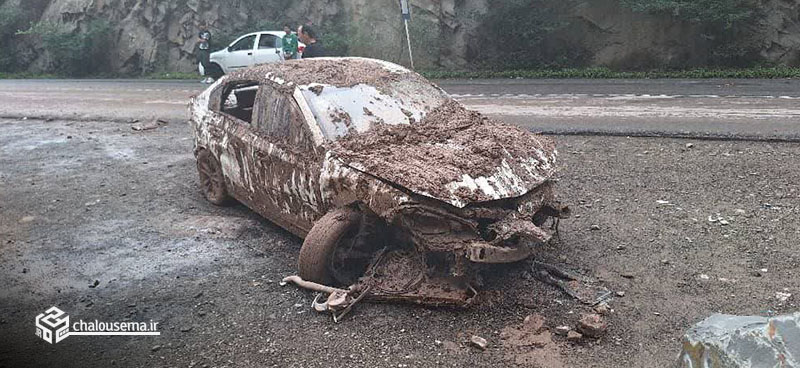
(196, 25, 213, 83)
(298, 25, 326, 58)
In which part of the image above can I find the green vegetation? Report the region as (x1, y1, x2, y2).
(420, 66, 800, 79)
(0, 6, 24, 71)
(6, 66, 799, 80)
(620, 0, 757, 66)
(620, 0, 753, 26)
(17, 20, 113, 76)
(475, 0, 573, 69)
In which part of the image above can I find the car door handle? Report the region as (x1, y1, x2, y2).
(247, 52, 253, 55)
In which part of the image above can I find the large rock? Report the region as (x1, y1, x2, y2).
(678, 313, 800, 368)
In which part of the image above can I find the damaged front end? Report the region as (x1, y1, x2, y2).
(284, 180, 569, 316)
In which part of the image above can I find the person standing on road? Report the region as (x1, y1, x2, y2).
(281, 24, 299, 60)
(196, 25, 213, 83)
(298, 25, 326, 58)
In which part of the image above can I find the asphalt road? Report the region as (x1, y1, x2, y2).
(3, 78, 800, 140)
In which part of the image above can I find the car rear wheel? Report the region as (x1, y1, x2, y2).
(196, 149, 231, 205)
(298, 208, 381, 286)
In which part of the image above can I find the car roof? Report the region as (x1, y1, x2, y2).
(239, 31, 286, 38)
(224, 57, 417, 89)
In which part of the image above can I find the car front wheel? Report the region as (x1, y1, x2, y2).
(298, 207, 382, 286)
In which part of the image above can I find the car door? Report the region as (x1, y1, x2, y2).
(211, 80, 261, 203)
(225, 34, 257, 69)
(248, 83, 324, 236)
(252, 33, 283, 65)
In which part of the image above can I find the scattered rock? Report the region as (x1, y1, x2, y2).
(615, 245, 626, 251)
(621, 272, 635, 279)
(678, 313, 800, 368)
(590, 225, 601, 231)
(661, 259, 671, 265)
(21, 268, 28, 274)
(132, 119, 168, 131)
(577, 313, 607, 338)
(88, 280, 100, 288)
(500, 314, 551, 348)
(554, 326, 570, 336)
(567, 330, 583, 342)
(469, 335, 488, 350)
(776, 291, 792, 302)
(698, 274, 710, 281)
(615, 291, 625, 297)
(19, 216, 35, 223)
(180, 326, 193, 332)
(594, 303, 612, 315)
(151, 345, 162, 352)
(734, 209, 746, 215)
(685, 143, 694, 149)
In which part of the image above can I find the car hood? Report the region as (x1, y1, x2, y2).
(329, 101, 557, 208)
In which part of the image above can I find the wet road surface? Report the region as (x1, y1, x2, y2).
(2, 78, 800, 139)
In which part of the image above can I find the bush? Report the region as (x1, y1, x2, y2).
(620, 0, 753, 27)
(475, 0, 568, 69)
(17, 19, 113, 76)
(620, 0, 757, 66)
(0, 6, 24, 71)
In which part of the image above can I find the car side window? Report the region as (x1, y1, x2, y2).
(217, 81, 259, 124)
(255, 84, 316, 153)
(229, 35, 256, 52)
(258, 34, 280, 49)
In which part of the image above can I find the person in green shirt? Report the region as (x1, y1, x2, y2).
(282, 24, 299, 60)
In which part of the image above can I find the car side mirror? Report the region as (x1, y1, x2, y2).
(227, 46, 232, 52)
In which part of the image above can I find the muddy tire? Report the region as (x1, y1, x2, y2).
(298, 207, 362, 284)
(196, 149, 231, 206)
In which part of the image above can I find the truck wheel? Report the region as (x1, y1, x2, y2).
(196, 149, 231, 205)
(298, 207, 376, 286)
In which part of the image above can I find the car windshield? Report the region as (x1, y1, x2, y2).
(299, 76, 450, 141)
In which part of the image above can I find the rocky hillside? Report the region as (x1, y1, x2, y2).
(0, 0, 798, 75)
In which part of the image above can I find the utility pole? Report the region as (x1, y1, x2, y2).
(400, 0, 414, 70)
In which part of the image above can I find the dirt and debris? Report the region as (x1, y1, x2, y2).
(131, 119, 168, 131)
(499, 314, 567, 367)
(5, 101, 800, 367)
(577, 313, 607, 338)
(332, 100, 556, 204)
(225, 57, 419, 91)
(308, 85, 324, 95)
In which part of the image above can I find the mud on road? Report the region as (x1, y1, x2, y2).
(1, 118, 798, 367)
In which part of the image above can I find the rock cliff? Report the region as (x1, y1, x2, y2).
(1, 0, 798, 74)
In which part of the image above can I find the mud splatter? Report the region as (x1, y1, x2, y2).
(330, 100, 557, 205)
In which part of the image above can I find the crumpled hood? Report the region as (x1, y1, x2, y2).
(330, 101, 557, 208)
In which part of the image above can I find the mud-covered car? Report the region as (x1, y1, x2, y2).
(189, 57, 568, 307)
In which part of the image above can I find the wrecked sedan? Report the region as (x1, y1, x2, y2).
(189, 57, 568, 307)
